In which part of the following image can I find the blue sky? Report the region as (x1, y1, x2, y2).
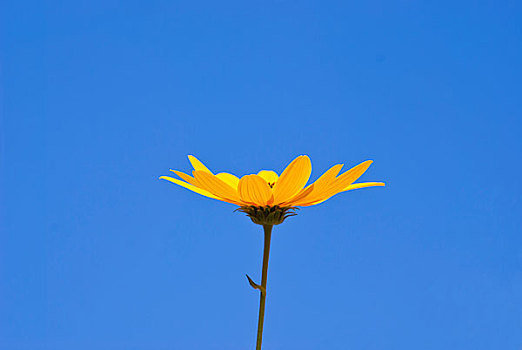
(1, 1, 521, 349)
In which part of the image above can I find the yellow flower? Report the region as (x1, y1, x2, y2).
(160, 155, 384, 208)
(159, 154, 384, 349)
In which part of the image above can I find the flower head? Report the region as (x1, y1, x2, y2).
(160, 155, 384, 224)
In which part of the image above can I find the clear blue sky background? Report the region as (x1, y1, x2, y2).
(1, 1, 521, 349)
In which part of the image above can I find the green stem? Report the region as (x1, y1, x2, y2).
(255, 224, 273, 350)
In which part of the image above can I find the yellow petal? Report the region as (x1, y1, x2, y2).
(304, 182, 385, 206)
(311, 164, 344, 192)
(267, 194, 275, 206)
(188, 155, 213, 173)
(281, 184, 315, 206)
(216, 172, 240, 190)
(170, 169, 210, 190)
(298, 161, 376, 206)
(290, 164, 344, 205)
(159, 176, 220, 200)
(257, 170, 278, 184)
(328, 160, 374, 194)
(343, 182, 385, 192)
(238, 175, 272, 206)
(170, 169, 197, 185)
(272, 155, 312, 204)
(193, 171, 243, 204)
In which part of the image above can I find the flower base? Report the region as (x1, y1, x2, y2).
(235, 205, 298, 225)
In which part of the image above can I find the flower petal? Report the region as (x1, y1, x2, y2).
(290, 164, 344, 205)
(170, 169, 209, 190)
(188, 155, 213, 173)
(238, 175, 272, 206)
(170, 169, 197, 185)
(257, 170, 278, 184)
(193, 170, 243, 204)
(216, 172, 240, 190)
(272, 155, 312, 204)
(303, 182, 385, 206)
(327, 160, 374, 193)
(297, 160, 375, 206)
(159, 176, 220, 200)
(311, 164, 344, 192)
(343, 182, 385, 192)
(281, 184, 315, 206)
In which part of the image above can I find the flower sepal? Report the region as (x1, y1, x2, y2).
(235, 205, 298, 225)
